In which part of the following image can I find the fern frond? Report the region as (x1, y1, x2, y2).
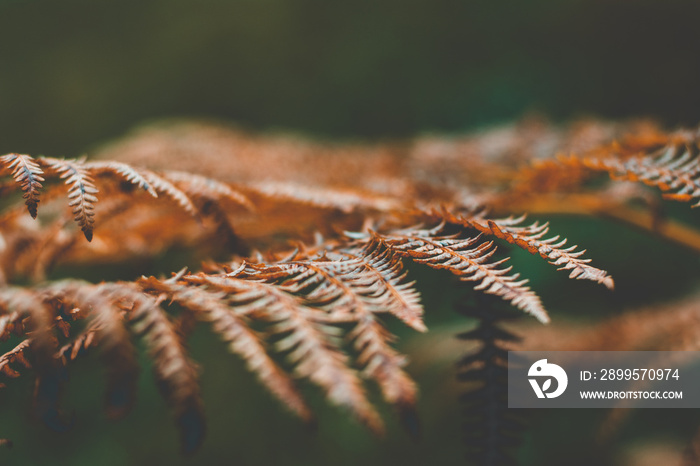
(363, 225, 549, 323)
(41, 157, 98, 241)
(24, 292, 71, 432)
(126, 288, 205, 455)
(0, 311, 25, 342)
(137, 169, 198, 215)
(350, 314, 419, 433)
(330, 237, 425, 332)
(181, 272, 384, 434)
(442, 210, 615, 289)
(247, 181, 402, 213)
(77, 284, 140, 418)
(83, 160, 159, 197)
(0, 288, 43, 343)
(0, 339, 31, 379)
(82, 161, 199, 215)
(57, 323, 99, 362)
(456, 295, 524, 466)
(138, 275, 313, 424)
(241, 254, 421, 423)
(0, 154, 45, 218)
(579, 142, 700, 207)
(0, 119, 638, 457)
(311, 239, 423, 427)
(164, 171, 253, 210)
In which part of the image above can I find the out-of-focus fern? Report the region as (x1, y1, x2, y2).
(456, 294, 524, 466)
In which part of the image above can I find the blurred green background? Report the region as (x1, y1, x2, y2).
(3, 0, 700, 156)
(3, 0, 700, 465)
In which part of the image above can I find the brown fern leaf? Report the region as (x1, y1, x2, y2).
(41, 157, 98, 241)
(95, 295, 139, 420)
(57, 323, 99, 363)
(0, 339, 31, 379)
(48, 289, 100, 364)
(63, 283, 141, 419)
(139, 169, 198, 215)
(0, 119, 639, 456)
(264, 237, 423, 324)
(441, 210, 615, 289)
(0, 154, 45, 218)
(138, 274, 313, 424)
(83, 160, 159, 197)
(0, 288, 45, 344)
(23, 292, 71, 432)
(350, 314, 418, 431)
(184, 271, 384, 434)
(246, 181, 402, 213)
(163, 171, 254, 210)
(126, 288, 205, 455)
(0, 280, 204, 450)
(0, 287, 56, 351)
(82, 161, 199, 216)
(329, 237, 425, 332)
(271, 310, 384, 435)
(0, 311, 26, 342)
(578, 142, 700, 207)
(356, 224, 549, 323)
(241, 262, 355, 315)
(85, 161, 199, 215)
(310, 240, 422, 429)
(242, 252, 420, 427)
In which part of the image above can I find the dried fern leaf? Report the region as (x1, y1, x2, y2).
(139, 169, 198, 215)
(0, 287, 56, 357)
(309, 241, 421, 428)
(0, 311, 25, 342)
(72, 284, 141, 419)
(82, 160, 197, 215)
(242, 262, 358, 316)
(328, 237, 426, 332)
(242, 254, 419, 427)
(443, 210, 614, 289)
(127, 289, 205, 455)
(185, 272, 384, 434)
(41, 157, 99, 241)
(362, 226, 550, 323)
(83, 160, 159, 197)
(139, 275, 313, 424)
(351, 315, 419, 429)
(57, 323, 99, 363)
(0, 153, 45, 218)
(21, 293, 71, 433)
(246, 181, 401, 213)
(580, 143, 700, 207)
(0, 339, 31, 379)
(164, 171, 254, 210)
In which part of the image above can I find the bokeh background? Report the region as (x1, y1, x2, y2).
(3, 0, 700, 156)
(2, 0, 700, 465)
